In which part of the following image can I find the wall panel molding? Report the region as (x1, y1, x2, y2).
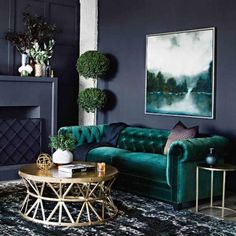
(0, 0, 80, 128)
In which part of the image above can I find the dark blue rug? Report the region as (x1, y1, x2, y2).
(0, 181, 236, 236)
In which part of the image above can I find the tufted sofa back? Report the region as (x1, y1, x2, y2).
(59, 125, 106, 146)
(117, 127, 170, 154)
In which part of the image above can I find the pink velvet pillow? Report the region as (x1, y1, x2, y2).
(164, 121, 198, 155)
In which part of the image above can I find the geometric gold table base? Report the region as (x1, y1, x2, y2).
(20, 177, 118, 227)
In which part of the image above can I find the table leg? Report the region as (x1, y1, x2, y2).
(19, 177, 118, 226)
(210, 170, 214, 207)
(196, 167, 199, 212)
(222, 171, 226, 218)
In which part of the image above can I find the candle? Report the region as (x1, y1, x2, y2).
(97, 162, 106, 172)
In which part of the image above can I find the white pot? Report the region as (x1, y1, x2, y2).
(52, 149, 73, 164)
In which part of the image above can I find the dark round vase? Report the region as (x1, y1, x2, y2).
(205, 148, 217, 166)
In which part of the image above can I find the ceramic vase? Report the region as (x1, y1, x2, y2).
(19, 53, 29, 76)
(21, 53, 28, 66)
(52, 149, 73, 164)
(205, 148, 217, 167)
(35, 63, 43, 77)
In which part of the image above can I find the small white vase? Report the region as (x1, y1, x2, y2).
(19, 53, 29, 76)
(52, 149, 73, 164)
(21, 53, 28, 66)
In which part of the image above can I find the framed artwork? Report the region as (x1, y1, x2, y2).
(145, 27, 215, 119)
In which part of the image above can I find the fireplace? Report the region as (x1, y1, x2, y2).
(0, 76, 57, 180)
(0, 118, 41, 165)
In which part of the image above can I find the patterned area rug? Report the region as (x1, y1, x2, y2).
(0, 181, 236, 236)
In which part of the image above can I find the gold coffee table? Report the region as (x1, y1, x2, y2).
(18, 163, 118, 226)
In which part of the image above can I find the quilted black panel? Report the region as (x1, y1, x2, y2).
(0, 119, 41, 165)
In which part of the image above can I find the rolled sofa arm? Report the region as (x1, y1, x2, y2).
(58, 125, 107, 146)
(166, 135, 230, 187)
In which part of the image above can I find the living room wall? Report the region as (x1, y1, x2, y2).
(97, 0, 236, 141)
(98, 0, 236, 191)
(0, 0, 79, 128)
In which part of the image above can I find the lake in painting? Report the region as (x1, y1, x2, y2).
(145, 28, 214, 118)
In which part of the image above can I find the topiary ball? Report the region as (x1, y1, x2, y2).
(78, 88, 107, 113)
(76, 50, 110, 79)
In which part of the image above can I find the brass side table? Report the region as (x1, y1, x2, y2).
(196, 163, 236, 218)
(18, 163, 118, 227)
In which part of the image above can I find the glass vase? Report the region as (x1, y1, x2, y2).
(35, 63, 43, 77)
(205, 148, 217, 167)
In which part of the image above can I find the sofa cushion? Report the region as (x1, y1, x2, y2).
(87, 146, 167, 184)
(87, 146, 129, 164)
(117, 127, 169, 154)
(112, 152, 167, 183)
(164, 122, 198, 155)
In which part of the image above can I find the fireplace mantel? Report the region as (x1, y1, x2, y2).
(0, 75, 58, 180)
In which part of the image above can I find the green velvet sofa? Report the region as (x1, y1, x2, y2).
(59, 124, 229, 209)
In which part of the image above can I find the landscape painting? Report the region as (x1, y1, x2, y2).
(145, 28, 215, 118)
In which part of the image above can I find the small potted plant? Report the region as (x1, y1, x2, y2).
(49, 133, 76, 164)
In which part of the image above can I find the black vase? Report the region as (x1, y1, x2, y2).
(205, 148, 217, 167)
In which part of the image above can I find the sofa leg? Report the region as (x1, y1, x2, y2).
(173, 203, 182, 210)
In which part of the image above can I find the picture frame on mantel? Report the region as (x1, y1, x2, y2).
(145, 27, 215, 119)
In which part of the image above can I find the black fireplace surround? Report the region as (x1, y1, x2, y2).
(0, 76, 57, 180)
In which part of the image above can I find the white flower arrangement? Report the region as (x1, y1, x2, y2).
(18, 64, 33, 76)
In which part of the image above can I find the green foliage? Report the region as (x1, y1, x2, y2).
(192, 62, 212, 93)
(192, 77, 212, 93)
(5, 12, 56, 53)
(78, 88, 107, 113)
(156, 72, 165, 91)
(147, 71, 157, 92)
(76, 51, 110, 79)
(49, 134, 76, 151)
(29, 39, 55, 64)
(147, 70, 188, 93)
(177, 80, 188, 93)
(166, 78, 177, 93)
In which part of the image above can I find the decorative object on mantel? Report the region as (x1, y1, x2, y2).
(36, 153, 53, 170)
(49, 134, 76, 164)
(18, 53, 33, 76)
(29, 40, 55, 77)
(5, 12, 56, 77)
(76, 50, 110, 113)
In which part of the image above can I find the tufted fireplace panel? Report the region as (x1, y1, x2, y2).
(0, 119, 41, 166)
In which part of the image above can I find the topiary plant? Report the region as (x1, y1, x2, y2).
(78, 88, 107, 113)
(76, 50, 110, 79)
(49, 134, 76, 151)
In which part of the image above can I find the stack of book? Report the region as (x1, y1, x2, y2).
(58, 163, 96, 175)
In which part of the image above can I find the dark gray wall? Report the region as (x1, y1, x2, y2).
(98, 0, 236, 139)
(0, 0, 79, 128)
